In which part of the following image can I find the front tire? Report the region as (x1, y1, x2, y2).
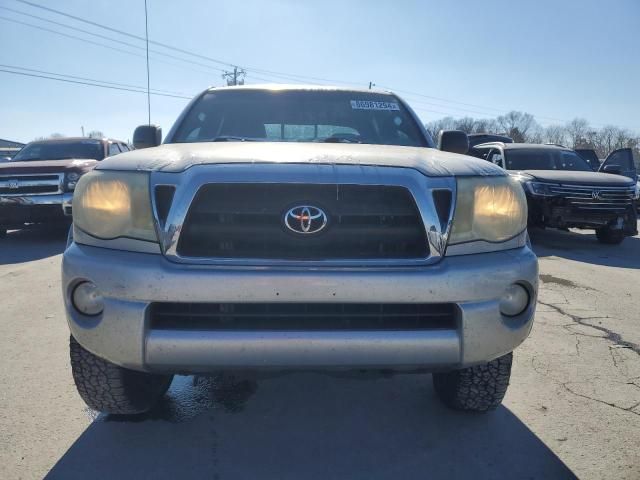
(70, 336, 173, 415)
(595, 226, 625, 245)
(433, 352, 512, 412)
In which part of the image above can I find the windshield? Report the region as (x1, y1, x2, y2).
(12, 140, 104, 161)
(505, 149, 593, 172)
(169, 90, 429, 147)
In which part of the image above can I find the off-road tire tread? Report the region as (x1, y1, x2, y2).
(595, 227, 624, 245)
(70, 336, 173, 414)
(432, 352, 513, 412)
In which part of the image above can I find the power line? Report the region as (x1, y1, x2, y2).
(0, 67, 192, 99)
(15, 0, 235, 67)
(9, 0, 637, 130)
(0, 14, 229, 77)
(13, 0, 361, 86)
(0, 63, 191, 96)
(0, 11, 319, 88)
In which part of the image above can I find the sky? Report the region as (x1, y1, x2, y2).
(0, 0, 638, 144)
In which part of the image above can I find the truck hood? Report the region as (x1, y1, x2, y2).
(520, 170, 635, 187)
(0, 158, 97, 175)
(97, 142, 504, 177)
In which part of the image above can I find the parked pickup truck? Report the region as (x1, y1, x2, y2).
(0, 137, 130, 237)
(470, 142, 638, 244)
(63, 85, 538, 415)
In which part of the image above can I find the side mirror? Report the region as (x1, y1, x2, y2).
(602, 164, 622, 175)
(133, 125, 162, 149)
(437, 130, 469, 155)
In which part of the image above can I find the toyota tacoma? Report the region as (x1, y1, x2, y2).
(0, 137, 130, 237)
(63, 86, 538, 415)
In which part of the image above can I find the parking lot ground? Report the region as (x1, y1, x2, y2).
(1, 224, 639, 479)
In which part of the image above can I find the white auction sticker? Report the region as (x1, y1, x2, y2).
(350, 100, 400, 111)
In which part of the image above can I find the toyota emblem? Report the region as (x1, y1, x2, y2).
(284, 205, 328, 234)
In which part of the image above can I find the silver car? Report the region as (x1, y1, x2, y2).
(63, 85, 538, 415)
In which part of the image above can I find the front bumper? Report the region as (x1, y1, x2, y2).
(527, 197, 638, 235)
(0, 192, 73, 226)
(62, 244, 538, 373)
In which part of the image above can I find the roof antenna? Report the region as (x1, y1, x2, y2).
(144, 0, 151, 125)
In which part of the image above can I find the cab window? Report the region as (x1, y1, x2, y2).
(108, 143, 121, 156)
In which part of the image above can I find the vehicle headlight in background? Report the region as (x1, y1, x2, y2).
(73, 170, 157, 242)
(449, 176, 527, 245)
(524, 181, 556, 196)
(65, 171, 80, 191)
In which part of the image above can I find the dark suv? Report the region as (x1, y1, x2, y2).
(470, 142, 638, 244)
(0, 137, 129, 237)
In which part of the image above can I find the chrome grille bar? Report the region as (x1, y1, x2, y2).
(0, 173, 64, 196)
(548, 184, 635, 210)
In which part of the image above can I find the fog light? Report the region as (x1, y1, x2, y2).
(499, 284, 529, 316)
(72, 281, 104, 316)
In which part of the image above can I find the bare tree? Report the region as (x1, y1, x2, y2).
(565, 118, 589, 148)
(88, 130, 105, 139)
(49, 132, 65, 138)
(543, 125, 566, 145)
(425, 117, 457, 137)
(453, 117, 476, 133)
(472, 118, 499, 134)
(425, 112, 639, 162)
(496, 111, 537, 143)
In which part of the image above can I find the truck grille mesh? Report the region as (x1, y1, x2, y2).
(150, 302, 457, 331)
(176, 183, 428, 260)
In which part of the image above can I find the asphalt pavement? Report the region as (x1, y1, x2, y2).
(1, 223, 639, 479)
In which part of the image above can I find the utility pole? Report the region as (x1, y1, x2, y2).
(368, 82, 375, 90)
(144, 0, 151, 125)
(81, 126, 85, 137)
(222, 66, 246, 86)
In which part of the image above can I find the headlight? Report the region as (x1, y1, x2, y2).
(449, 176, 527, 245)
(66, 171, 80, 191)
(524, 181, 556, 196)
(73, 170, 157, 242)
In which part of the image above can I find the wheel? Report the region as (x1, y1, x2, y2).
(433, 352, 512, 412)
(595, 226, 625, 245)
(70, 336, 173, 415)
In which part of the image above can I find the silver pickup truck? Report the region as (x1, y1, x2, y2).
(63, 85, 538, 415)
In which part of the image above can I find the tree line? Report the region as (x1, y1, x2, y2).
(426, 111, 639, 161)
(33, 131, 105, 141)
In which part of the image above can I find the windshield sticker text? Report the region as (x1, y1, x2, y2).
(350, 100, 400, 111)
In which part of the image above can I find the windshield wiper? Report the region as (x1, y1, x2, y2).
(318, 136, 362, 144)
(208, 136, 264, 142)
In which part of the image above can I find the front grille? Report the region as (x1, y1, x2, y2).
(177, 183, 428, 260)
(0, 174, 62, 195)
(150, 303, 457, 331)
(549, 185, 635, 211)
